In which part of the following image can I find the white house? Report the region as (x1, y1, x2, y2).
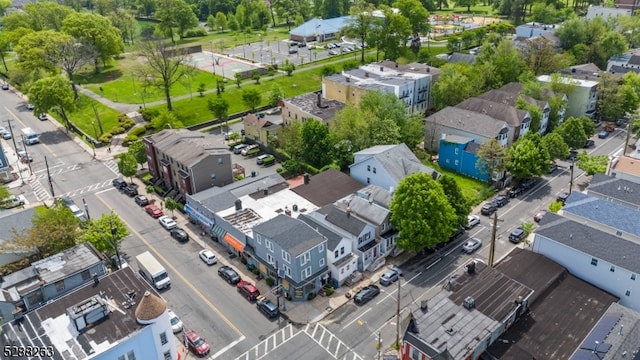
(538, 74, 598, 119)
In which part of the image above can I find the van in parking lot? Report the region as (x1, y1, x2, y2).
(21, 127, 39, 145)
(256, 154, 275, 165)
(233, 144, 247, 154)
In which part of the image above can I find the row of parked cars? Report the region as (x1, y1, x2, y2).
(232, 144, 276, 166)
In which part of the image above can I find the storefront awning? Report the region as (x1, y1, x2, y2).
(212, 224, 226, 239)
(184, 204, 213, 229)
(224, 233, 245, 252)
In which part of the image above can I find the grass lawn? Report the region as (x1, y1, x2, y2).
(427, 161, 494, 206)
(66, 95, 121, 139)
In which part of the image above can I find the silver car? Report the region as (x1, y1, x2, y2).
(462, 238, 482, 254)
(379, 267, 403, 286)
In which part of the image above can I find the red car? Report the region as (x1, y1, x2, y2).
(145, 204, 163, 218)
(237, 280, 260, 301)
(183, 329, 210, 357)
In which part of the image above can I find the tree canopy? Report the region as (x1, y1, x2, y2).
(79, 212, 129, 256)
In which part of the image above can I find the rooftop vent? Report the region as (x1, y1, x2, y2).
(465, 261, 476, 274)
(235, 199, 242, 211)
(67, 295, 109, 332)
(463, 296, 475, 310)
(304, 173, 310, 184)
(420, 300, 428, 312)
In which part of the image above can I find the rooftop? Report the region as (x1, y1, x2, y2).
(0, 207, 36, 243)
(252, 214, 326, 256)
(588, 173, 640, 207)
(562, 191, 640, 238)
(351, 143, 439, 185)
(535, 212, 640, 274)
(289, 16, 352, 37)
(537, 74, 599, 88)
(319, 204, 367, 236)
(443, 134, 474, 145)
(480, 85, 548, 110)
(0, 266, 159, 360)
(290, 168, 365, 207)
(377, 60, 441, 78)
(145, 129, 228, 167)
(355, 185, 392, 208)
(298, 214, 344, 251)
(488, 248, 619, 359)
(425, 106, 509, 139)
(334, 193, 389, 226)
(283, 92, 345, 121)
(456, 97, 529, 127)
(447, 52, 477, 64)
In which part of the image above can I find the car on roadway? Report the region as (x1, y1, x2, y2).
(145, 204, 163, 218)
(557, 191, 570, 204)
(1, 83, 9, 90)
(0, 127, 11, 140)
(584, 139, 595, 148)
(534, 209, 547, 222)
(494, 195, 509, 207)
(598, 130, 609, 139)
(134, 194, 149, 207)
(237, 280, 260, 301)
(256, 295, 280, 318)
(183, 329, 210, 357)
(18, 150, 33, 163)
(462, 238, 482, 254)
(1, 195, 26, 209)
(481, 202, 497, 216)
(112, 178, 127, 189)
(379, 267, 402, 286)
(167, 309, 183, 333)
(38, 113, 48, 121)
(158, 215, 177, 230)
(288, 47, 298, 54)
(328, 50, 338, 55)
(122, 184, 138, 197)
(509, 227, 526, 244)
(26, 103, 35, 110)
(466, 215, 480, 229)
(199, 249, 217, 265)
(218, 265, 241, 284)
(171, 227, 189, 242)
(354, 285, 380, 305)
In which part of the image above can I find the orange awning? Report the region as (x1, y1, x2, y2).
(223, 233, 245, 252)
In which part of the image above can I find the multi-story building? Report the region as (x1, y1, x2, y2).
(478, 83, 551, 134)
(455, 97, 531, 143)
(243, 112, 282, 146)
(281, 92, 345, 125)
(0, 266, 178, 360)
(437, 135, 490, 182)
(538, 73, 598, 119)
(143, 129, 232, 200)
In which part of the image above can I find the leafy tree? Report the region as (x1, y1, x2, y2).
(274, 0, 298, 31)
(241, 88, 262, 112)
(165, 197, 178, 216)
(227, 13, 240, 31)
(78, 212, 129, 256)
(520, 221, 535, 244)
(156, 0, 198, 42)
(108, 9, 138, 45)
(342, 3, 376, 63)
(301, 119, 333, 168)
(137, 0, 156, 17)
(267, 85, 284, 107)
(531, 3, 559, 24)
(28, 76, 75, 132)
(128, 140, 147, 169)
(0, 184, 12, 206)
(390, 172, 457, 252)
(214, 12, 228, 31)
(151, 109, 184, 129)
(0, 0, 11, 16)
(208, 95, 229, 123)
(597, 72, 639, 121)
(577, 116, 596, 138)
(139, 39, 189, 111)
(455, 0, 477, 12)
(555, 17, 586, 51)
(476, 138, 506, 180)
(476, 38, 524, 87)
(555, 116, 587, 149)
(394, 0, 430, 35)
(56, 38, 97, 100)
(438, 175, 469, 228)
(432, 63, 482, 110)
(521, 37, 572, 75)
(279, 121, 304, 159)
(117, 153, 138, 182)
(576, 152, 608, 176)
(14, 30, 71, 73)
(378, 9, 412, 61)
(206, 14, 216, 30)
(62, 12, 123, 73)
(541, 132, 569, 161)
(0, 31, 11, 72)
(234, 72, 243, 88)
(506, 137, 549, 179)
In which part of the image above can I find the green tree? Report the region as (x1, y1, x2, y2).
(62, 12, 123, 73)
(0, 31, 11, 72)
(0, 184, 12, 207)
(476, 138, 506, 180)
(394, 0, 430, 35)
(378, 9, 412, 61)
(137, 0, 156, 17)
(214, 12, 228, 31)
(455, 0, 478, 12)
(577, 116, 596, 138)
(241, 88, 262, 112)
(28, 76, 75, 132)
(156, 0, 198, 42)
(234, 72, 243, 88)
(206, 14, 216, 31)
(531, 3, 558, 24)
(208, 95, 229, 123)
(476, 38, 525, 87)
(138, 39, 189, 111)
(390, 172, 457, 252)
(78, 212, 129, 256)
(108, 9, 138, 45)
(597, 72, 639, 121)
(555, 17, 586, 51)
(267, 85, 284, 107)
(165, 197, 178, 216)
(0, 0, 11, 16)
(151, 109, 184, 130)
(301, 119, 333, 168)
(438, 175, 469, 228)
(576, 152, 608, 176)
(56, 38, 97, 100)
(117, 153, 138, 182)
(521, 37, 572, 75)
(342, 3, 376, 63)
(555, 116, 587, 149)
(128, 140, 147, 169)
(506, 137, 549, 179)
(14, 30, 70, 73)
(279, 121, 304, 159)
(541, 132, 569, 161)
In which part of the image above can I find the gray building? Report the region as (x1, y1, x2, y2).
(252, 215, 328, 301)
(455, 97, 532, 143)
(0, 207, 37, 266)
(0, 243, 106, 324)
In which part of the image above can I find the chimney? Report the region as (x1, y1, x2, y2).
(380, 66, 384, 72)
(427, 67, 430, 73)
(93, 273, 99, 285)
(303, 173, 310, 184)
(235, 199, 242, 211)
(317, 92, 322, 107)
(285, 206, 291, 216)
(395, 62, 399, 68)
(420, 300, 428, 312)
(263, 188, 268, 196)
(346, 207, 351, 218)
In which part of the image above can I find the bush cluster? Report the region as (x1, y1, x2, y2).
(184, 28, 207, 38)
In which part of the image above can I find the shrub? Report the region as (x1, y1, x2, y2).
(321, 65, 337, 76)
(99, 132, 113, 143)
(123, 134, 139, 143)
(111, 126, 126, 135)
(235, 174, 244, 181)
(319, 163, 340, 172)
(118, 114, 136, 129)
(307, 292, 316, 300)
(140, 108, 160, 122)
(265, 277, 275, 286)
(342, 60, 359, 71)
(184, 28, 207, 38)
(129, 126, 147, 137)
(142, 173, 153, 184)
(324, 287, 334, 296)
(154, 185, 164, 194)
(176, 202, 185, 213)
(252, 268, 260, 275)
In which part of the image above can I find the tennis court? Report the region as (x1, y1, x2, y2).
(185, 51, 267, 79)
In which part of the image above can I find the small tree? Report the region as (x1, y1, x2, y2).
(251, 69, 260, 84)
(117, 153, 137, 182)
(235, 72, 243, 88)
(241, 88, 262, 112)
(128, 140, 147, 169)
(79, 212, 129, 256)
(208, 95, 229, 123)
(165, 197, 178, 217)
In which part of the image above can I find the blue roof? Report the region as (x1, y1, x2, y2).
(563, 192, 640, 237)
(290, 16, 353, 37)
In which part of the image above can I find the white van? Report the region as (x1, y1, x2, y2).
(21, 128, 39, 145)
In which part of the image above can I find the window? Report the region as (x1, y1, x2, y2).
(410, 346, 420, 360)
(301, 267, 311, 279)
(454, 160, 459, 166)
(591, 258, 598, 266)
(283, 265, 292, 277)
(282, 250, 291, 263)
(118, 356, 125, 360)
(632, 274, 636, 281)
(340, 247, 345, 255)
(372, 167, 376, 174)
(160, 332, 168, 345)
(55, 280, 65, 292)
(367, 165, 371, 171)
(367, 177, 370, 184)
(610, 266, 615, 272)
(267, 254, 274, 265)
(616, 230, 623, 236)
(81, 270, 91, 281)
(301, 252, 311, 265)
(454, 148, 459, 155)
(256, 234, 262, 244)
(334, 250, 339, 258)
(319, 258, 325, 267)
(626, 290, 631, 296)
(266, 239, 273, 252)
(127, 351, 136, 360)
(163, 351, 172, 360)
(382, 223, 386, 231)
(319, 243, 324, 252)
(218, 158, 223, 165)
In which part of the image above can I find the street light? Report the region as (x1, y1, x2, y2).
(91, 121, 98, 158)
(357, 320, 382, 360)
(210, 40, 216, 76)
(82, 198, 91, 220)
(19, 135, 32, 175)
(110, 219, 121, 270)
(569, 156, 576, 193)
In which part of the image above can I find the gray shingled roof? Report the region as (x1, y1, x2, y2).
(587, 173, 640, 207)
(355, 185, 392, 208)
(321, 205, 367, 236)
(0, 207, 36, 243)
(535, 212, 640, 274)
(145, 129, 228, 167)
(345, 195, 389, 225)
(290, 168, 364, 207)
(562, 191, 640, 237)
(298, 214, 343, 251)
(479, 88, 547, 110)
(425, 106, 508, 139)
(252, 214, 326, 256)
(456, 98, 529, 127)
(352, 143, 439, 184)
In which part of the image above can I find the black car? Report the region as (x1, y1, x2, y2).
(509, 227, 526, 244)
(218, 265, 241, 284)
(256, 296, 280, 318)
(449, 226, 465, 242)
(170, 227, 189, 242)
(583, 139, 595, 148)
(508, 186, 524, 198)
(134, 194, 149, 207)
(494, 195, 509, 207)
(567, 150, 578, 161)
(481, 202, 497, 216)
(123, 184, 138, 197)
(112, 178, 127, 189)
(557, 191, 570, 204)
(354, 285, 380, 305)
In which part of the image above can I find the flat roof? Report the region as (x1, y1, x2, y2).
(0, 266, 157, 360)
(537, 74, 599, 88)
(588, 173, 640, 207)
(283, 92, 345, 121)
(611, 155, 640, 177)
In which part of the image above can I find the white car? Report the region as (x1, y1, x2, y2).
(1, 195, 26, 209)
(26, 103, 35, 110)
(466, 215, 480, 229)
(379, 267, 403, 286)
(462, 238, 482, 254)
(158, 215, 177, 230)
(199, 249, 217, 265)
(167, 309, 183, 333)
(0, 127, 11, 140)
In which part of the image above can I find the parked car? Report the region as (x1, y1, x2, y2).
(328, 50, 338, 55)
(481, 202, 497, 216)
(167, 309, 183, 333)
(183, 329, 210, 357)
(18, 150, 33, 163)
(26, 103, 34, 110)
(256, 295, 279, 318)
(241, 144, 259, 156)
(110, 254, 129, 269)
(218, 265, 241, 284)
(494, 195, 509, 207)
(38, 113, 48, 121)
(134, 195, 149, 207)
(1, 195, 26, 209)
(298, 42, 306, 47)
(0, 127, 11, 140)
(379, 267, 402, 286)
(534, 210, 547, 222)
(508, 185, 524, 198)
(557, 191, 570, 204)
(145, 204, 163, 218)
(567, 150, 578, 161)
(462, 238, 482, 254)
(584, 139, 595, 148)
(354, 285, 380, 305)
(237, 280, 260, 301)
(466, 215, 480, 229)
(122, 184, 138, 197)
(509, 227, 526, 244)
(171, 227, 189, 242)
(598, 130, 609, 139)
(233, 144, 247, 154)
(112, 178, 127, 189)
(199, 249, 217, 265)
(288, 47, 298, 54)
(256, 154, 275, 165)
(2, 83, 9, 90)
(159, 215, 177, 230)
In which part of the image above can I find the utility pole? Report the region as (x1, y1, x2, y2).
(376, 331, 382, 360)
(275, 260, 280, 309)
(44, 156, 55, 197)
(489, 211, 498, 267)
(20, 135, 32, 174)
(395, 277, 401, 349)
(623, 123, 632, 156)
(83, 198, 91, 220)
(569, 157, 575, 193)
(111, 218, 121, 269)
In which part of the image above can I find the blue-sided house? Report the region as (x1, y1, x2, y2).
(438, 135, 489, 182)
